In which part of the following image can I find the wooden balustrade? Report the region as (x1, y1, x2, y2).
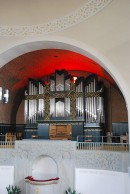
(0, 141, 15, 148)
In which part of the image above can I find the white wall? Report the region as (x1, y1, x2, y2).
(75, 168, 130, 194)
(0, 166, 14, 194)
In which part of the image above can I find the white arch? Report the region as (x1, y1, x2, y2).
(0, 35, 129, 136)
(32, 155, 58, 180)
(0, 36, 129, 99)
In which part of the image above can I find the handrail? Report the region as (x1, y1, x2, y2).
(0, 140, 128, 151)
(0, 141, 15, 148)
(77, 135, 128, 143)
(76, 142, 129, 152)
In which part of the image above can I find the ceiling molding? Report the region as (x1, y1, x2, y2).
(0, 0, 113, 37)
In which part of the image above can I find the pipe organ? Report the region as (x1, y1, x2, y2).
(25, 79, 45, 125)
(24, 70, 105, 141)
(76, 77, 84, 118)
(84, 75, 105, 124)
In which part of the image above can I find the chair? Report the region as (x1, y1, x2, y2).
(16, 132, 22, 140)
(120, 135, 128, 143)
(5, 133, 16, 141)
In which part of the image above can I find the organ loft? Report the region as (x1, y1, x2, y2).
(24, 69, 105, 142)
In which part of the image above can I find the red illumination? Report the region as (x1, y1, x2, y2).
(0, 49, 115, 92)
(44, 81, 49, 85)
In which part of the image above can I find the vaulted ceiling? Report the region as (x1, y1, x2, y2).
(0, 49, 115, 93)
(0, 0, 118, 94)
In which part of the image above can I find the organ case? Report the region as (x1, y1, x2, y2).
(24, 70, 105, 141)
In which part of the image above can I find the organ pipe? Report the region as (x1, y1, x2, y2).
(25, 79, 45, 124)
(76, 79, 84, 118)
(85, 75, 104, 124)
(24, 71, 105, 125)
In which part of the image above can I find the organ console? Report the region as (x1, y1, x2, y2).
(24, 70, 105, 141)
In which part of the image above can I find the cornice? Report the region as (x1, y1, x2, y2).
(0, 0, 113, 37)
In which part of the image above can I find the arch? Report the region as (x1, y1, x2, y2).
(0, 35, 129, 136)
(0, 36, 128, 97)
(32, 155, 58, 180)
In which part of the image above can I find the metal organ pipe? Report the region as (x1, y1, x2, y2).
(85, 85, 88, 123)
(24, 89, 28, 124)
(33, 84, 37, 120)
(91, 81, 95, 122)
(85, 76, 103, 124)
(24, 72, 105, 126)
(28, 80, 32, 124)
(65, 98, 70, 117)
(84, 76, 105, 124)
(81, 81, 83, 117)
(88, 83, 91, 122)
(77, 83, 80, 117)
(76, 84, 78, 116)
(87, 85, 89, 123)
(97, 92, 104, 123)
(29, 81, 34, 124)
(25, 80, 45, 125)
(93, 79, 96, 121)
(76, 81, 84, 118)
(38, 82, 44, 119)
(78, 83, 80, 117)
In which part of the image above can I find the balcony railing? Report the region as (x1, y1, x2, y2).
(0, 141, 15, 148)
(0, 135, 129, 151)
(76, 142, 129, 151)
(77, 135, 128, 143)
(76, 135, 129, 151)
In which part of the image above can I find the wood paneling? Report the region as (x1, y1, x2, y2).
(49, 124, 72, 140)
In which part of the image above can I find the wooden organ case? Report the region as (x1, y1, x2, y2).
(24, 70, 105, 141)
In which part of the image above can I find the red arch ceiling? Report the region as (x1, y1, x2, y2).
(0, 49, 114, 92)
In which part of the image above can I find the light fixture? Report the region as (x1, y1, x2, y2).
(0, 87, 9, 103)
(73, 76, 78, 83)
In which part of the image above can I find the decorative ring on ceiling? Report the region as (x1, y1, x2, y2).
(0, 0, 113, 37)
